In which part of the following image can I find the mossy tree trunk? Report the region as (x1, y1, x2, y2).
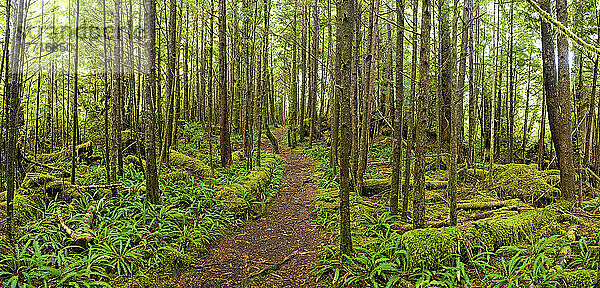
(144, 0, 160, 204)
(338, 0, 354, 255)
(5, 0, 26, 238)
(390, 0, 405, 216)
(553, 0, 576, 202)
(413, 0, 431, 229)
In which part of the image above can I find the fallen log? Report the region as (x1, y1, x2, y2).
(457, 199, 519, 210)
(57, 208, 92, 244)
(361, 178, 448, 196)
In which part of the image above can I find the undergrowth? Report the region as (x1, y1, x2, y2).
(302, 142, 600, 288)
(0, 123, 284, 287)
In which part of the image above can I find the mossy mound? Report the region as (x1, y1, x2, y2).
(232, 150, 245, 162)
(161, 171, 194, 182)
(168, 150, 212, 178)
(457, 168, 487, 184)
(401, 204, 569, 270)
(215, 154, 281, 218)
(40, 141, 94, 163)
(490, 164, 561, 203)
(21, 173, 59, 189)
(558, 269, 599, 287)
(20, 173, 82, 201)
(124, 154, 146, 168)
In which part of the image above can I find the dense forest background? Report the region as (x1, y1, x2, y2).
(0, 0, 600, 286)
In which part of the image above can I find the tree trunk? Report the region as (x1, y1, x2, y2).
(552, 0, 576, 202)
(219, 0, 232, 167)
(71, 0, 80, 184)
(401, 0, 418, 222)
(357, 0, 380, 194)
(413, 0, 431, 229)
(337, 0, 354, 255)
(144, 0, 160, 203)
(112, 0, 124, 179)
(390, 0, 405, 216)
(5, 0, 26, 238)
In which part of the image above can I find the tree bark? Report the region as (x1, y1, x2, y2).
(144, 0, 160, 203)
(390, 0, 405, 216)
(219, 0, 232, 167)
(553, 0, 576, 201)
(337, 0, 354, 255)
(413, 0, 431, 229)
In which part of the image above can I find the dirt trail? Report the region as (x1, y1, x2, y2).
(179, 129, 323, 287)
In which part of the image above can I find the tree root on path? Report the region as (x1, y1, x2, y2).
(245, 250, 314, 280)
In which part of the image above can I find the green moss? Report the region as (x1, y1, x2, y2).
(168, 150, 213, 178)
(557, 269, 599, 287)
(401, 204, 568, 270)
(124, 155, 146, 168)
(161, 171, 193, 182)
(232, 150, 245, 162)
(490, 164, 561, 203)
(457, 168, 487, 184)
(216, 185, 248, 217)
(215, 154, 282, 218)
(21, 173, 59, 189)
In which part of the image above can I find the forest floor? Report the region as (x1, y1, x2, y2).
(178, 129, 323, 288)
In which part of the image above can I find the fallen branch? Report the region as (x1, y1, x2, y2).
(557, 225, 578, 269)
(82, 184, 122, 190)
(23, 157, 70, 176)
(470, 206, 521, 220)
(57, 208, 92, 243)
(245, 250, 313, 280)
(457, 199, 517, 210)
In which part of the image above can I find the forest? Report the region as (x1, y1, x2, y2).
(0, 0, 600, 286)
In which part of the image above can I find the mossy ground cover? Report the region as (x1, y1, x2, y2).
(303, 138, 600, 288)
(0, 123, 284, 287)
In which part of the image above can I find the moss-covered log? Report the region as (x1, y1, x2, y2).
(558, 269, 599, 287)
(216, 154, 280, 218)
(361, 178, 448, 196)
(40, 141, 94, 163)
(168, 150, 212, 178)
(456, 199, 521, 210)
(401, 203, 571, 270)
(490, 164, 561, 203)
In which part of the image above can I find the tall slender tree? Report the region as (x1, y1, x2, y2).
(219, 0, 232, 166)
(338, 0, 354, 255)
(144, 0, 160, 203)
(413, 0, 431, 229)
(390, 0, 405, 216)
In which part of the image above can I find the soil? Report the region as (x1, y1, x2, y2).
(178, 128, 323, 287)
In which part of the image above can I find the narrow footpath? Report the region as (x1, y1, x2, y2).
(179, 129, 323, 287)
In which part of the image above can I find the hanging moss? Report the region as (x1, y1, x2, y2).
(557, 269, 599, 287)
(168, 150, 212, 178)
(401, 204, 569, 270)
